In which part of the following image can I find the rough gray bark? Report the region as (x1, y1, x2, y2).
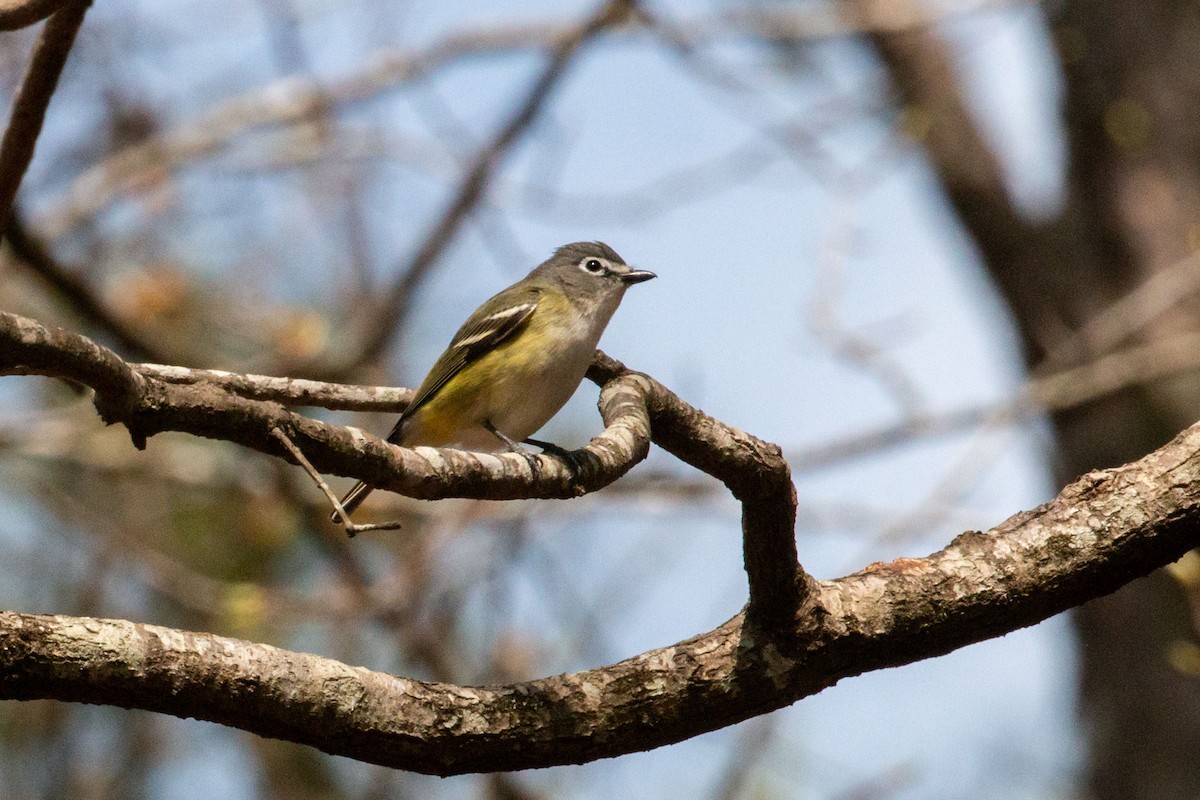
(2, 310, 1200, 773)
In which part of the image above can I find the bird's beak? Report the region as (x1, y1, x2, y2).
(620, 269, 656, 285)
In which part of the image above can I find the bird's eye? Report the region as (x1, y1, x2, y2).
(580, 258, 607, 275)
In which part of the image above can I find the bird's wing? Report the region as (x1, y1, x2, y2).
(384, 291, 540, 442)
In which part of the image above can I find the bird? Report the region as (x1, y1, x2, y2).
(332, 241, 655, 521)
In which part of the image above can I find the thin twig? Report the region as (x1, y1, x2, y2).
(0, 0, 75, 32)
(794, 325, 1200, 471)
(31, 2, 1030, 238)
(1040, 249, 1200, 369)
(270, 426, 403, 537)
(810, 175, 926, 417)
(133, 362, 413, 411)
(0, 1, 91, 230)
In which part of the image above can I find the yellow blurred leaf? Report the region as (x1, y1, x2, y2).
(898, 104, 932, 143)
(223, 582, 268, 634)
(1103, 97, 1152, 151)
(110, 265, 190, 322)
(1167, 640, 1200, 679)
(1167, 550, 1200, 591)
(270, 309, 329, 360)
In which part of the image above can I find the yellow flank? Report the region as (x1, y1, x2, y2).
(401, 292, 584, 448)
(331, 241, 653, 518)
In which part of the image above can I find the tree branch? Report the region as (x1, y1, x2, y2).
(589, 353, 803, 628)
(0, 0, 76, 31)
(2, 411, 1199, 772)
(2, 308, 805, 615)
(2, 306, 1199, 771)
(0, 311, 651, 499)
(0, 1, 90, 230)
(131, 362, 414, 412)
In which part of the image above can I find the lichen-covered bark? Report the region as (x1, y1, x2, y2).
(1, 374, 1199, 771)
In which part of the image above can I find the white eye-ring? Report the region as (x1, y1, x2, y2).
(579, 257, 609, 275)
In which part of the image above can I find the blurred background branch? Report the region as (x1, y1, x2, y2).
(1, 0, 1197, 797)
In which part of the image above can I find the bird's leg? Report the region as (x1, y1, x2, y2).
(521, 436, 569, 457)
(483, 420, 531, 452)
(524, 436, 584, 480)
(484, 420, 543, 476)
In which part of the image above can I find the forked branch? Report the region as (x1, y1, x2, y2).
(2, 310, 1199, 773)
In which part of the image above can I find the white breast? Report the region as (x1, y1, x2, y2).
(485, 288, 624, 442)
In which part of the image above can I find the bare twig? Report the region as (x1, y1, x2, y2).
(708, 718, 776, 800)
(880, 425, 1017, 543)
(831, 763, 917, 800)
(811, 179, 926, 417)
(0, 0, 76, 31)
(132, 363, 413, 412)
(270, 426, 403, 537)
(791, 243, 1200, 470)
(1039, 249, 1200, 369)
(795, 327, 1200, 472)
(0, 1, 90, 229)
(32, 2, 1031, 238)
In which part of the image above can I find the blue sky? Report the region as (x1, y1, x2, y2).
(0, 1, 1083, 797)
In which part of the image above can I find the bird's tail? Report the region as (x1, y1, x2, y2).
(330, 481, 373, 523)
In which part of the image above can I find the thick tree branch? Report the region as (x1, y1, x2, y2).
(2, 413, 1199, 772)
(0, 310, 144, 418)
(0, 311, 651, 499)
(1, 313, 805, 623)
(2, 310, 1199, 772)
(589, 352, 803, 628)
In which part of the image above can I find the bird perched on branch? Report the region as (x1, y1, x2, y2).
(333, 241, 655, 521)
